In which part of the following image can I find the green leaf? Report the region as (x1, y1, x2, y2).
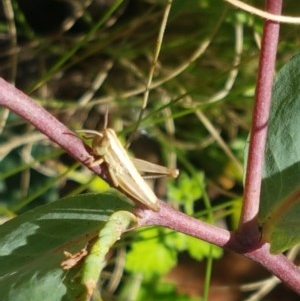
(164, 230, 222, 261)
(125, 227, 222, 282)
(259, 52, 300, 253)
(168, 172, 204, 215)
(0, 192, 132, 301)
(125, 228, 177, 279)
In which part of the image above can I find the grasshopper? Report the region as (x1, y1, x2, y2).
(78, 126, 179, 211)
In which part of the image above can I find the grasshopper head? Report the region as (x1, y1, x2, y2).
(91, 130, 109, 156)
(77, 129, 108, 156)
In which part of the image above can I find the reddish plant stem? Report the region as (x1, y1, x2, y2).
(239, 0, 282, 243)
(137, 201, 231, 246)
(245, 244, 300, 294)
(137, 202, 300, 293)
(0, 78, 108, 181)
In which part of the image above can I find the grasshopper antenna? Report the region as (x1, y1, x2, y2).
(103, 105, 109, 129)
(126, 0, 173, 148)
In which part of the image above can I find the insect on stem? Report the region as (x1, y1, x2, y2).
(77, 124, 178, 211)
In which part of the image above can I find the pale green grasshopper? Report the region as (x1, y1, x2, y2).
(78, 124, 179, 211)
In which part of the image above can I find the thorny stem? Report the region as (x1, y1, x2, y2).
(238, 0, 282, 245)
